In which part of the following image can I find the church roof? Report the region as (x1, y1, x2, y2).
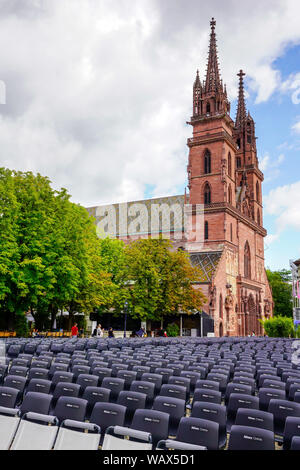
(190, 251, 223, 283)
(87, 194, 185, 238)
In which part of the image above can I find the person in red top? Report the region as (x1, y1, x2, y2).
(71, 323, 78, 338)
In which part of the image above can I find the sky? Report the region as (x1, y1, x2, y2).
(0, 0, 300, 270)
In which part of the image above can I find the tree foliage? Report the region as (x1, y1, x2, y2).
(115, 239, 206, 322)
(261, 315, 295, 337)
(266, 269, 293, 317)
(0, 168, 114, 330)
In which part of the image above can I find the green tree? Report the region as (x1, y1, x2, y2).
(261, 315, 295, 337)
(0, 168, 115, 333)
(116, 238, 206, 323)
(266, 269, 293, 317)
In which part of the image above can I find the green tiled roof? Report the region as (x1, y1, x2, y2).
(190, 251, 223, 282)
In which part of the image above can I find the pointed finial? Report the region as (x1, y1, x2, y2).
(205, 17, 221, 93)
(238, 69, 246, 80)
(235, 70, 247, 128)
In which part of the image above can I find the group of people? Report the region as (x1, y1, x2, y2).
(91, 324, 115, 338)
(69, 323, 168, 339)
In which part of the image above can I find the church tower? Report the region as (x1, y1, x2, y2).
(186, 18, 273, 337)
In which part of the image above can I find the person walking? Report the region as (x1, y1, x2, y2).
(71, 323, 78, 338)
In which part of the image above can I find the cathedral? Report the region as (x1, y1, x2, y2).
(88, 18, 273, 337)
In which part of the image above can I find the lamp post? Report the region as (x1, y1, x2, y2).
(124, 301, 129, 338)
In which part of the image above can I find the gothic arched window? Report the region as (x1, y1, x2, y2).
(228, 153, 232, 177)
(204, 221, 209, 240)
(204, 150, 211, 174)
(204, 183, 211, 204)
(236, 157, 241, 168)
(244, 241, 251, 279)
(206, 103, 211, 115)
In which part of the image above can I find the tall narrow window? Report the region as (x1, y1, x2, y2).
(204, 150, 211, 174)
(228, 153, 232, 177)
(257, 209, 261, 226)
(204, 183, 211, 204)
(206, 103, 211, 114)
(256, 181, 260, 202)
(236, 157, 241, 168)
(204, 221, 209, 240)
(228, 185, 232, 205)
(244, 241, 251, 279)
(230, 223, 233, 242)
(219, 294, 223, 319)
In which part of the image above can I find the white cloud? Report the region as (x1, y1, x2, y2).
(265, 181, 300, 231)
(0, 1, 300, 206)
(258, 152, 284, 181)
(292, 120, 300, 133)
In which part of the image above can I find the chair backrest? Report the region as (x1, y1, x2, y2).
(132, 366, 151, 379)
(154, 368, 175, 383)
(191, 401, 226, 436)
(51, 371, 74, 385)
(0, 386, 19, 408)
(76, 374, 99, 391)
(291, 435, 300, 450)
(117, 391, 147, 413)
(4, 375, 26, 393)
(268, 399, 300, 435)
(228, 425, 274, 450)
(283, 416, 300, 450)
(131, 409, 169, 446)
(235, 408, 274, 432)
(8, 366, 28, 377)
(90, 402, 126, 432)
(53, 382, 81, 400)
(141, 373, 162, 392)
(258, 388, 286, 411)
(20, 391, 53, 416)
(227, 393, 259, 422)
(54, 396, 87, 423)
(153, 396, 185, 431)
(116, 370, 137, 387)
(160, 384, 187, 401)
(101, 377, 125, 398)
(175, 416, 219, 450)
(193, 388, 222, 405)
(195, 379, 220, 391)
(26, 379, 52, 395)
(168, 376, 191, 396)
(92, 367, 112, 383)
(130, 381, 155, 401)
(28, 367, 49, 381)
(83, 386, 111, 408)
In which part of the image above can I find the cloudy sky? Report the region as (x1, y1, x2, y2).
(0, 0, 300, 270)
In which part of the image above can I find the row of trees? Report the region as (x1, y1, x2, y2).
(0, 169, 206, 335)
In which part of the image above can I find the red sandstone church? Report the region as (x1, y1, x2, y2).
(88, 18, 273, 337)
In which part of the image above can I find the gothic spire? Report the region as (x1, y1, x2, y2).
(194, 69, 201, 89)
(235, 70, 247, 128)
(204, 18, 221, 93)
